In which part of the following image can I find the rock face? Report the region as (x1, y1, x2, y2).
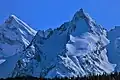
(10, 9, 115, 78)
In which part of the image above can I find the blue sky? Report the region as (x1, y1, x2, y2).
(0, 0, 120, 30)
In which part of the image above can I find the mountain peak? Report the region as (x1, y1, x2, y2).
(10, 15, 17, 19)
(9, 15, 19, 21)
(4, 15, 19, 24)
(4, 14, 37, 35)
(79, 8, 84, 13)
(72, 8, 86, 21)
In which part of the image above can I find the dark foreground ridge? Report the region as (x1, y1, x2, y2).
(1, 72, 120, 80)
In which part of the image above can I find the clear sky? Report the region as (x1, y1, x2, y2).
(0, 0, 120, 30)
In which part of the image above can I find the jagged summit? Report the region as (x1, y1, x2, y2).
(36, 9, 103, 40)
(9, 15, 18, 19)
(5, 15, 18, 24)
(72, 8, 94, 23)
(3, 14, 37, 35)
(35, 9, 88, 39)
(72, 8, 86, 20)
(10, 15, 17, 18)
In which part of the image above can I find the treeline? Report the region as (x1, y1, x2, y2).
(1, 72, 120, 80)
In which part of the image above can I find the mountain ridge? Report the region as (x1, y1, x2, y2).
(12, 9, 115, 78)
(0, 9, 119, 78)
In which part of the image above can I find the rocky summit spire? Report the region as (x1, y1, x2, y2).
(72, 8, 86, 21)
(4, 15, 18, 24)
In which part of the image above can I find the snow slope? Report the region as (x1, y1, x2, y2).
(12, 9, 115, 78)
(0, 15, 37, 78)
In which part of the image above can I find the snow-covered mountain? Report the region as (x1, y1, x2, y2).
(0, 15, 37, 78)
(10, 9, 116, 78)
(0, 9, 120, 78)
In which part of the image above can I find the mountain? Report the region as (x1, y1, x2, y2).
(9, 9, 115, 78)
(0, 15, 37, 78)
(0, 9, 120, 78)
(107, 26, 120, 71)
